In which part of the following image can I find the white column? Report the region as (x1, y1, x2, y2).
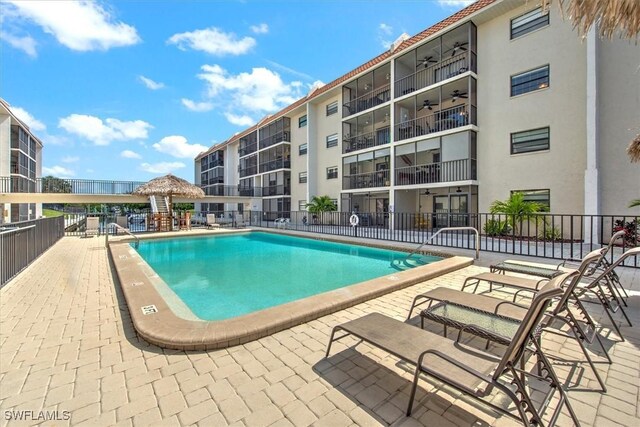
(584, 28, 600, 244)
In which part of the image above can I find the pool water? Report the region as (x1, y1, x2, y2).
(134, 232, 441, 320)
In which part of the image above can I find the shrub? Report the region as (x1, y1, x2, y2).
(540, 226, 562, 241)
(484, 219, 510, 236)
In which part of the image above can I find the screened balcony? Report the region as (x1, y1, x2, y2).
(342, 64, 391, 118)
(342, 107, 390, 153)
(239, 131, 258, 157)
(394, 77, 476, 142)
(259, 117, 291, 150)
(239, 154, 258, 178)
(342, 148, 390, 190)
(394, 22, 476, 98)
(259, 144, 291, 173)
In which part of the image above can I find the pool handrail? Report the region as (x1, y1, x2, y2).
(404, 226, 479, 261)
(105, 222, 140, 249)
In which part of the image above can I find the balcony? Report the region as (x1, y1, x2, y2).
(342, 170, 390, 190)
(259, 131, 290, 150)
(343, 126, 390, 153)
(343, 84, 390, 118)
(259, 158, 291, 173)
(262, 184, 291, 197)
(394, 104, 471, 142)
(239, 166, 258, 178)
(395, 52, 475, 98)
(238, 142, 258, 157)
(395, 159, 476, 186)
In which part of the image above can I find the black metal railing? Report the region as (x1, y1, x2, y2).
(342, 170, 390, 190)
(239, 142, 258, 157)
(259, 159, 291, 173)
(343, 126, 390, 153)
(395, 159, 474, 185)
(342, 84, 391, 117)
(203, 185, 261, 197)
(394, 104, 471, 142)
(395, 51, 476, 98)
(0, 177, 147, 194)
(259, 132, 290, 150)
(1, 216, 65, 287)
(262, 185, 291, 196)
(239, 166, 258, 178)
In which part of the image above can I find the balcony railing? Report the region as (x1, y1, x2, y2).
(342, 84, 391, 117)
(395, 159, 475, 186)
(239, 142, 258, 157)
(395, 51, 476, 98)
(343, 126, 390, 153)
(259, 131, 290, 150)
(239, 166, 258, 178)
(204, 185, 261, 197)
(394, 104, 471, 142)
(0, 177, 147, 194)
(342, 170, 390, 190)
(262, 184, 291, 197)
(259, 158, 291, 173)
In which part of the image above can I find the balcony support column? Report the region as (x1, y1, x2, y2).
(584, 28, 600, 245)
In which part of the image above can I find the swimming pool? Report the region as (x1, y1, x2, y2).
(135, 232, 442, 320)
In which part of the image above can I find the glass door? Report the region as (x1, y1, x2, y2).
(450, 194, 468, 226)
(433, 195, 449, 228)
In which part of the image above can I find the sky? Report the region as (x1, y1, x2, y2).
(0, 0, 473, 182)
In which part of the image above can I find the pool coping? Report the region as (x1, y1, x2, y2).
(108, 231, 474, 350)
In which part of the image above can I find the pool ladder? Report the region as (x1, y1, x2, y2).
(393, 226, 479, 268)
(105, 223, 140, 249)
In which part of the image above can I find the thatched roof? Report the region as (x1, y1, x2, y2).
(628, 133, 640, 163)
(543, 0, 640, 39)
(133, 174, 205, 198)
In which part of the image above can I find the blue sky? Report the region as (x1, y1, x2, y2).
(0, 0, 472, 182)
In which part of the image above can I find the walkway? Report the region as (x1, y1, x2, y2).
(1, 233, 638, 426)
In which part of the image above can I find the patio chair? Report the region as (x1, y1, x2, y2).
(206, 213, 221, 229)
(84, 216, 100, 237)
(325, 275, 580, 426)
(234, 213, 246, 228)
(409, 268, 609, 392)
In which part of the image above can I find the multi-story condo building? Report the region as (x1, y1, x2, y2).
(0, 98, 43, 223)
(194, 0, 640, 223)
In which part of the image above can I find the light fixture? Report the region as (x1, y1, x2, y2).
(456, 186, 462, 193)
(364, 83, 370, 91)
(423, 189, 431, 196)
(539, 82, 549, 89)
(385, 73, 390, 80)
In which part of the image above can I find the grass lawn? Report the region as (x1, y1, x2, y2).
(43, 209, 64, 218)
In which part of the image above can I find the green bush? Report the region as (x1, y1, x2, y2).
(484, 219, 510, 236)
(540, 226, 562, 241)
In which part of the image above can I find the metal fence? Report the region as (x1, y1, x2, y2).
(55, 209, 640, 268)
(0, 216, 65, 287)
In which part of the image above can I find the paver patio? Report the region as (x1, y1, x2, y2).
(1, 233, 638, 426)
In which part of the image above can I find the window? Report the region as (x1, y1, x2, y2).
(298, 115, 307, 127)
(326, 101, 338, 116)
(299, 172, 307, 183)
(512, 189, 550, 209)
(511, 65, 549, 96)
(326, 133, 338, 148)
(298, 200, 307, 211)
(299, 143, 308, 155)
(326, 166, 338, 179)
(511, 127, 550, 154)
(511, 7, 549, 39)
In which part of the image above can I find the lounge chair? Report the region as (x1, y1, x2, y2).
(325, 275, 580, 426)
(410, 267, 609, 392)
(206, 213, 221, 229)
(84, 216, 100, 237)
(234, 213, 246, 228)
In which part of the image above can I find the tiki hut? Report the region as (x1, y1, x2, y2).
(133, 174, 204, 229)
(628, 134, 640, 163)
(542, 0, 640, 39)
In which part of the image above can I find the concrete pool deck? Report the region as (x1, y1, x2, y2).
(1, 232, 639, 426)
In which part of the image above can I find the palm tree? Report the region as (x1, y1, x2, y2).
(306, 195, 337, 213)
(630, 199, 640, 208)
(489, 192, 548, 235)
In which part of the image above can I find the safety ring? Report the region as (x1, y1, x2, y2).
(349, 214, 360, 227)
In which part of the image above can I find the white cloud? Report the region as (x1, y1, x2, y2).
(437, 1, 475, 7)
(138, 75, 164, 90)
(61, 156, 79, 163)
(140, 161, 186, 174)
(167, 27, 255, 56)
(58, 114, 152, 146)
(121, 150, 142, 159)
(224, 113, 254, 127)
(11, 106, 46, 132)
(197, 64, 302, 114)
(250, 23, 269, 34)
(265, 60, 314, 81)
(0, 31, 37, 57)
(181, 98, 214, 112)
(86, 168, 94, 173)
(152, 135, 208, 159)
(42, 165, 75, 177)
(5, 0, 140, 51)
(379, 23, 393, 35)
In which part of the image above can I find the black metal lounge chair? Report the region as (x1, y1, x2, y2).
(410, 268, 609, 392)
(325, 274, 579, 426)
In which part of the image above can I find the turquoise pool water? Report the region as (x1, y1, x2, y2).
(134, 232, 441, 320)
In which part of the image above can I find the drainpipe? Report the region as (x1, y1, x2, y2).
(584, 28, 600, 245)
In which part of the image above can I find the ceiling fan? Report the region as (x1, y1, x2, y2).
(450, 90, 468, 102)
(418, 99, 439, 111)
(416, 56, 437, 68)
(450, 41, 468, 57)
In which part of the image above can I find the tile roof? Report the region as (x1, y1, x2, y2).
(196, 0, 496, 161)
